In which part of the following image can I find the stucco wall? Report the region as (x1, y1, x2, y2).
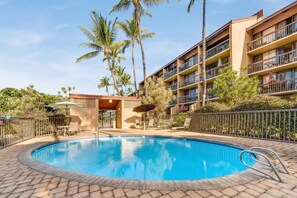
(121, 100, 142, 129)
(230, 17, 261, 73)
(70, 98, 98, 131)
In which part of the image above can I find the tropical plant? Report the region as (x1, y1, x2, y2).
(0, 86, 63, 117)
(142, 78, 174, 120)
(116, 17, 155, 95)
(195, 102, 230, 113)
(111, 0, 166, 95)
(211, 66, 260, 106)
(76, 12, 126, 95)
(232, 96, 295, 111)
(121, 73, 133, 95)
(98, 77, 111, 95)
(181, 0, 207, 106)
(58, 86, 75, 98)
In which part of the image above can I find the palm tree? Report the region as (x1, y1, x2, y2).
(98, 77, 111, 95)
(183, 0, 207, 106)
(121, 73, 133, 95)
(111, 0, 166, 96)
(76, 12, 125, 95)
(116, 18, 155, 96)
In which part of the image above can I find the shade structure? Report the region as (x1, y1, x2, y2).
(133, 104, 156, 113)
(47, 101, 82, 116)
(47, 101, 83, 109)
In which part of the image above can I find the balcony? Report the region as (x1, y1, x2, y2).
(179, 76, 198, 88)
(179, 95, 198, 103)
(164, 69, 177, 80)
(168, 84, 177, 91)
(206, 39, 229, 59)
(179, 57, 198, 73)
(199, 91, 217, 100)
(169, 99, 177, 106)
(248, 21, 297, 52)
(248, 50, 297, 74)
(199, 62, 229, 81)
(260, 78, 297, 94)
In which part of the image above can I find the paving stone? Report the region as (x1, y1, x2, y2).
(221, 188, 238, 197)
(126, 190, 142, 197)
(72, 191, 89, 198)
(207, 189, 223, 197)
(102, 190, 113, 198)
(0, 132, 296, 198)
(113, 189, 125, 197)
(168, 191, 186, 198)
(185, 191, 202, 198)
(90, 191, 102, 198)
(149, 191, 161, 197)
(266, 189, 286, 197)
(140, 194, 152, 198)
(19, 189, 34, 198)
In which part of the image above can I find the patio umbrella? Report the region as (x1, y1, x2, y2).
(133, 104, 156, 113)
(47, 101, 82, 116)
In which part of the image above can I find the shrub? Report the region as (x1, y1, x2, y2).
(173, 113, 188, 126)
(231, 95, 295, 111)
(195, 102, 230, 113)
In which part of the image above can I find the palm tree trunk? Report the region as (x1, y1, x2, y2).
(135, 10, 147, 97)
(132, 42, 138, 97)
(106, 87, 109, 96)
(202, 0, 207, 106)
(107, 58, 120, 95)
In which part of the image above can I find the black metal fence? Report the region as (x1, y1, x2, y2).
(190, 109, 297, 142)
(0, 117, 66, 149)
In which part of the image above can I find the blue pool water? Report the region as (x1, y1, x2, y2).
(32, 136, 254, 180)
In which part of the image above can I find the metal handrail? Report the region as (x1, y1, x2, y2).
(250, 147, 290, 175)
(240, 150, 283, 182)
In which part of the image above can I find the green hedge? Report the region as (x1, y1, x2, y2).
(195, 95, 297, 113)
(231, 95, 295, 111)
(195, 102, 230, 113)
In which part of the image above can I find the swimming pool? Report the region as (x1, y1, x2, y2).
(32, 136, 254, 180)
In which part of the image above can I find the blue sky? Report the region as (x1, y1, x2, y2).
(0, 0, 295, 95)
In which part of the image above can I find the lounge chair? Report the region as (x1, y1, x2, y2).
(148, 118, 154, 129)
(172, 118, 192, 132)
(67, 122, 80, 135)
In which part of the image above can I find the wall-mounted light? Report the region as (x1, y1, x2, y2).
(109, 99, 112, 103)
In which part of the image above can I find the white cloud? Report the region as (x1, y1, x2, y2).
(55, 24, 72, 30)
(0, 30, 47, 48)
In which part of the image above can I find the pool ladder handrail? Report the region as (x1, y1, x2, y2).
(240, 147, 290, 182)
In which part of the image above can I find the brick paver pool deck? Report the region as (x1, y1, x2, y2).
(1, 129, 297, 198)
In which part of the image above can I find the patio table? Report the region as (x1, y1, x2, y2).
(56, 126, 70, 136)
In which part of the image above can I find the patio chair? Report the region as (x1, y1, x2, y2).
(148, 118, 154, 129)
(134, 119, 142, 129)
(172, 118, 192, 132)
(67, 122, 80, 136)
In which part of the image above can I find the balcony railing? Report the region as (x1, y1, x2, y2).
(199, 90, 217, 100)
(199, 62, 230, 81)
(179, 95, 198, 103)
(168, 84, 177, 91)
(206, 39, 229, 59)
(169, 99, 177, 106)
(248, 50, 297, 74)
(260, 78, 297, 94)
(248, 21, 297, 51)
(164, 69, 177, 80)
(179, 57, 199, 72)
(179, 76, 198, 88)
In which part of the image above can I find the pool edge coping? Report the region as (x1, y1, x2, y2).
(18, 135, 267, 191)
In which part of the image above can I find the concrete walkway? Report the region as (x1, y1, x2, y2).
(0, 129, 297, 198)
